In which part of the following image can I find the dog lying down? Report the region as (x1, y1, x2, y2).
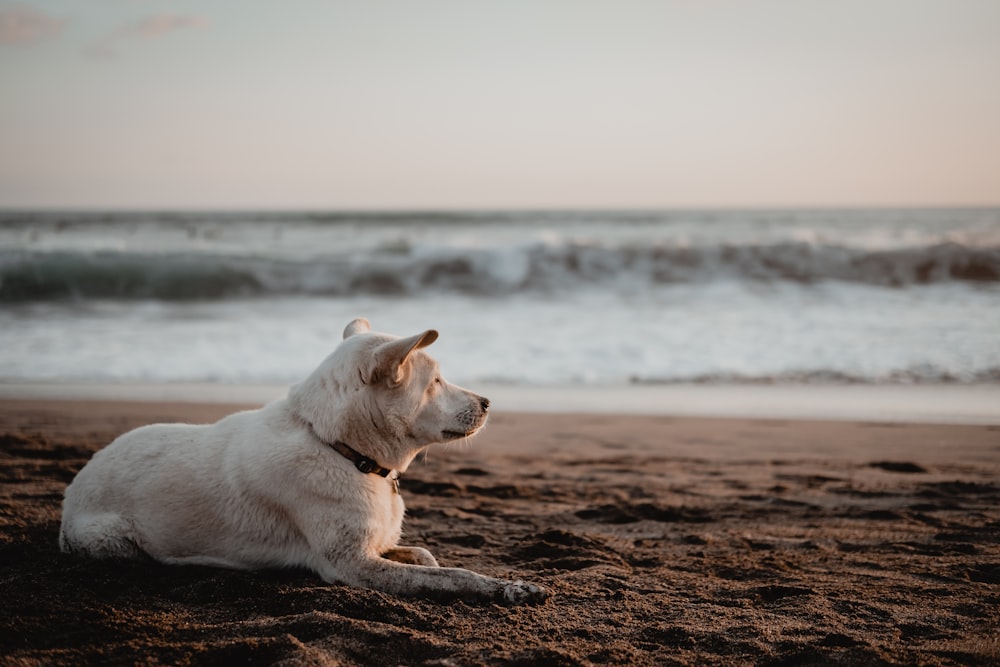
(60, 318, 547, 605)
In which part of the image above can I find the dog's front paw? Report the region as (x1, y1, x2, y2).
(500, 580, 548, 605)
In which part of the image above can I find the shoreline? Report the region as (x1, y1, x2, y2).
(2, 398, 997, 465)
(2, 380, 999, 425)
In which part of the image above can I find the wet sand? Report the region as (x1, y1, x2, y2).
(1, 399, 998, 666)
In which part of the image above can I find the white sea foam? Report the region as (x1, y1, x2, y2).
(1, 284, 998, 387)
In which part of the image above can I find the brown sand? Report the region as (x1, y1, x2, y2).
(1, 399, 999, 666)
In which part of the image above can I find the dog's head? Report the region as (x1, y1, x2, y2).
(289, 318, 489, 469)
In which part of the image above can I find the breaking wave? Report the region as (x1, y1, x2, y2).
(1, 240, 998, 302)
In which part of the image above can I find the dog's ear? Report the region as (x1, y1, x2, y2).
(369, 329, 439, 386)
(343, 318, 371, 339)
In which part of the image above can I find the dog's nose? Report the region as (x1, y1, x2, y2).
(480, 396, 490, 412)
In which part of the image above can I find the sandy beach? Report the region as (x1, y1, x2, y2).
(2, 398, 998, 666)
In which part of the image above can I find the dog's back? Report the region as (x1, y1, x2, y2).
(60, 403, 308, 566)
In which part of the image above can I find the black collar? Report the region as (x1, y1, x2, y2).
(326, 439, 394, 478)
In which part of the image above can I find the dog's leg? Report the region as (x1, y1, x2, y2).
(382, 547, 439, 567)
(294, 506, 547, 604)
(326, 556, 547, 605)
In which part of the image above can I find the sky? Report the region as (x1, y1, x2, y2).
(1, 0, 999, 210)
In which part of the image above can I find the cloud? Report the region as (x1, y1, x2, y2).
(88, 14, 207, 59)
(0, 6, 66, 45)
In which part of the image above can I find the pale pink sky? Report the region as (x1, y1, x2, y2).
(1, 0, 999, 209)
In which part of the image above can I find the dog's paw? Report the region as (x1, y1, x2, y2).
(500, 580, 549, 605)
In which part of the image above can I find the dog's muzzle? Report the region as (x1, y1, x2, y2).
(442, 396, 489, 441)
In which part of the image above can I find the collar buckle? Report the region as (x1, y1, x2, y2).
(325, 437, 394, 479)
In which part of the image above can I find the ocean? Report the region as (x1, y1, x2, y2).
(1, 209, 999, 394)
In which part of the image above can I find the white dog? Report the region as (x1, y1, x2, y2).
(60, 318, 547, 605)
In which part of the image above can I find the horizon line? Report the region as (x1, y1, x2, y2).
(2, 203, 999, 216)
